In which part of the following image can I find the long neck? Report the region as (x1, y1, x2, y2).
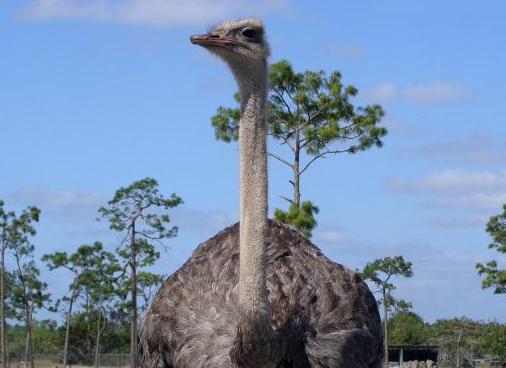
(236, 61, 269, 313)
(229, 59, 280, 368)
(233, 60, 271, 330)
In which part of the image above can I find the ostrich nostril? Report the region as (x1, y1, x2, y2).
(210, 34, 221, 39)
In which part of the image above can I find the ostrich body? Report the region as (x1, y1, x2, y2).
(140, 18, 382, 368)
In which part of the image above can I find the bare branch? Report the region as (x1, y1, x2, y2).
(137, 231, 164, 242)
(278, 196, 293, 204)
(281, 135, 296, 153)
(267, 152, 294, 169)
(299, 147, 356, 175)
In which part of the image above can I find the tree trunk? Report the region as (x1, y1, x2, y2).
(63, 293, 75, 368)
(293, 135, 301, 207)
(24, 329, 29, 368)
(130, 222, 138, 368)
(24, 305, 34, 368)
(456, 329, 462, 367)
(4, 327, 9, 368)
(383, 289, 389, 368)
(1, 243, 6, 368)
(94, 310, 102, 368)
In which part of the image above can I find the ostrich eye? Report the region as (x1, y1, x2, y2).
(241, 27, 258, 40)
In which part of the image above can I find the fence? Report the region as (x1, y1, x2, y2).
(96, 354, 130, 367)
(10, 354, 131, 368)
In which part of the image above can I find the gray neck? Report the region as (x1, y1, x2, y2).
(232, 60, 271, 331)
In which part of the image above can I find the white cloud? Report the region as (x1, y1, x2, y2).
(326, 42, 364, 60)
(410, 134, 506, 165)
(388, 169, 506, 194)
(364, 82, 396, 102)
(388, 169, 506, 212)
(362, 81, 471, 105)
(6, 185, 239, 235)
(324, 232, 505, 321)
(403, 81, 472, 104)
(380, 117, 430, 136)
(315, 225, 349, 245)
(7, 186, 105, 220)
(427, 214, 488, 228)
(425, 192, 506, 210)
(10, 186, 103, 207)
(171, 207, 238, 235)
(19, 0, 289, 25)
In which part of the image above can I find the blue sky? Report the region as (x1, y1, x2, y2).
(1, 0, 505, 323)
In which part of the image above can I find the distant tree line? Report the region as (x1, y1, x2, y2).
(389, 312, 506, 367)
(3, 311, 505, 368)
(0, 178, 182, 368)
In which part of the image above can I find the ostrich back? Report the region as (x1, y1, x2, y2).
(141, 220, 382, 368)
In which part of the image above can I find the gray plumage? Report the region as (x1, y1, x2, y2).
(141, 221, 382, 368)
(140, 18, 382, 368)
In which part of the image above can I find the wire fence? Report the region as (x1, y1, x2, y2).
(10, 354, 131, 368)
(96, 354, 130, 367)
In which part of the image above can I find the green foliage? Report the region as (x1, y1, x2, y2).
(476, 203, 506, 293)
(98, 176, 182, 276)
(65, 311, 129, 362)
(98, 177, 182, 284)
(114, 271, 165, 314)
(42, 241, 124, 367)
(9, 261, 52, 321)
(0, 199, 12, 248)
(98, 177, 183, 263)
(98, 178, 181, 364)
(136, 272, 165, 312)
(381, 293, 413, 313)
(212, 60, 386, 154)
(2, 205, 50, 368)
(427, 317, 486, 366)
(394, 299, 413, 312)
(361, 255, 414, 366)
(44, 241, 122, 316)
(482, 321, 506, 361)
(7, 206, 54, 320)
(30, 319, 61, 356)
(43, 242, 117, 299)
(211, 59, 387, 234)
(73, 245, 121, 311)
(7, 320, 61, 359)
(274, 201, 319, 238)
(361, 255, 413, 311)
(388, 310, 427, 345)
(2, 270, 17, 320)
(4, 205, 41, 270)
(211, 93, 241, 142)
(268, 60, 386, 156)
(3, 313, 504, 364)
(7, 314, 131, 360)
(362, 256, 414, 285)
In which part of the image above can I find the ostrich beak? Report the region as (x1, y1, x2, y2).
(190, 34, 241, 48)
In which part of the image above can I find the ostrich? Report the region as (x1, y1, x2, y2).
(140, 18, 382, 368)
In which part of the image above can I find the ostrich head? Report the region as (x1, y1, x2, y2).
(190, 18, 270, 71)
